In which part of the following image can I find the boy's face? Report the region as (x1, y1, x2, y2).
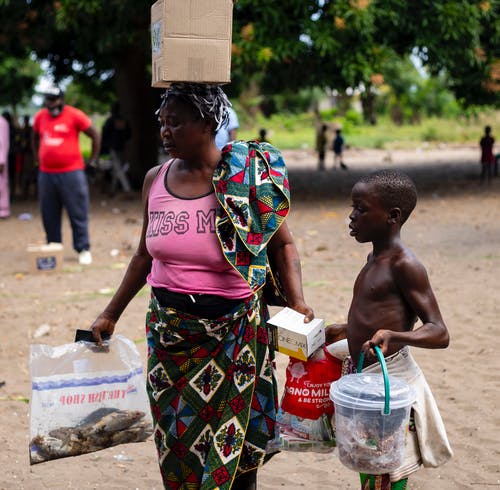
(349, 182, 389, 243)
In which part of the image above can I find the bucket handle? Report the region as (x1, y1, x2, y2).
(357, 345, 391, 416)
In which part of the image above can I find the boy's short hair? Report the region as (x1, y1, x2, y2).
(359, 169, 417, 223)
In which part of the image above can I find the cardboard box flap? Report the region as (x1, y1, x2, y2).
(152, 0, 232, 39)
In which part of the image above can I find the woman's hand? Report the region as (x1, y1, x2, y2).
(289, 300, 314, 323)
(325, 323, 347, 344)
(90, 313, 116, 347)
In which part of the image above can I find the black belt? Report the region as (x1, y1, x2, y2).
(152, 287, 245, 319)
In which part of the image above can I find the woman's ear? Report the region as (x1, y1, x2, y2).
(201, 118, 215, 135)
(388, 207, 402, 225)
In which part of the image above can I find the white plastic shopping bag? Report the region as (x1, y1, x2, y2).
(29, 334, 152, 464)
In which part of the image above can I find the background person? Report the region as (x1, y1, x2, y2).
(257, 128, 269, 143)
(19, 115, 37, 199)
(215, 105, 239, 149)
(1, 111, 18, 200)
(316, 123, 328, 171)
(0, 113, 10, 219)
(32, 86, 100, 265)
(479, 125, 495, 184)
(333, 128, 348, 170)
(100, 102, 132, 196)
(90, 83, 313, 490)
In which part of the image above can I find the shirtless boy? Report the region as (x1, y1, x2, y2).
(327, 169, 453, 490)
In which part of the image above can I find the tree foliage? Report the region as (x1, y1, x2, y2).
(0, 56, 41, 112)
(232, 0, 499, 108)
(0, 0, 158, 186)
(0, 0, 497, 182)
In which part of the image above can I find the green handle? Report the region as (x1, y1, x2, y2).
(357, 345, 391, 416)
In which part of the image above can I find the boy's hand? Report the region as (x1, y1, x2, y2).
(361, 329, 393, 359)
(325, 323, 347, 344)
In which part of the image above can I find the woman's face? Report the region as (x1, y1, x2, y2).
(158, 97, 211, 159)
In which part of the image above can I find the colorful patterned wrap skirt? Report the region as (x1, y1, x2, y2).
(146, 293, 279, 489)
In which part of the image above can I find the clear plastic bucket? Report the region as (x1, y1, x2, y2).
(329, 347, 416, 474)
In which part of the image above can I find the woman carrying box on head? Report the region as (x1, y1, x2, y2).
(90, 83, 313, 489)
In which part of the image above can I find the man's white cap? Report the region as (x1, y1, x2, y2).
(41, 85, 64, 97)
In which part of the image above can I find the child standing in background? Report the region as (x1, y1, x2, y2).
(333, 128, 348, 170)
(257, 128, 269, 143)
(326, 169, 452, 490)
(316, 124, 328, 170)
(479, 125, 495, 184)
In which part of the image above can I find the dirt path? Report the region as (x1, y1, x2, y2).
(1, 146, 499, 489)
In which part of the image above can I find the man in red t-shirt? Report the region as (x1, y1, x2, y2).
(32, 86, 100, 265)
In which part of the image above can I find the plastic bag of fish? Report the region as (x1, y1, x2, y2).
(29, 334, 153, 464)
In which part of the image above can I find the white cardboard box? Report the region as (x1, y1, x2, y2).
(151, 0, 233, 86)
(27, 243, 64, 273)
(267, 307, 325, 361)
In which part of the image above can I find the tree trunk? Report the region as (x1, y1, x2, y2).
(114, 46, 160, 189)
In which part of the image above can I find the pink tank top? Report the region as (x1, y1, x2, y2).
(146, 161, 251, 299)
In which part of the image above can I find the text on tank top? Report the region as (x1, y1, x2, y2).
(145, 160, 251, 299)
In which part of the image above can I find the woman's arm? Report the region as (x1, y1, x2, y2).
(90, 165, 161, 344)
(267, 222, 314, 322)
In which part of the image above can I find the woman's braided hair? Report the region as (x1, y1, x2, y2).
(157, 83, 231, 133)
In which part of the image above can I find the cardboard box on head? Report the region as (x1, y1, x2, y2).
(151, 0, 233, 86)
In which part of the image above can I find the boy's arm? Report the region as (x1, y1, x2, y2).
(362, 256, 449, 357)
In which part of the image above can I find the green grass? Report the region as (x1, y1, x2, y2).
(344, 113, 500, 150)
(80, 109, 500, 156)
(241, 110, 500, 150)
(239, 112, 316, 150)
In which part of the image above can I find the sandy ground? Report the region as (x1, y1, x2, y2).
(1, 145, 499, 489)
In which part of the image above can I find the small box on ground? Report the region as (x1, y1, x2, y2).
(27, 243, 64, 273)
(267, 307, 325, 361)
(151, 0, 233, 87)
